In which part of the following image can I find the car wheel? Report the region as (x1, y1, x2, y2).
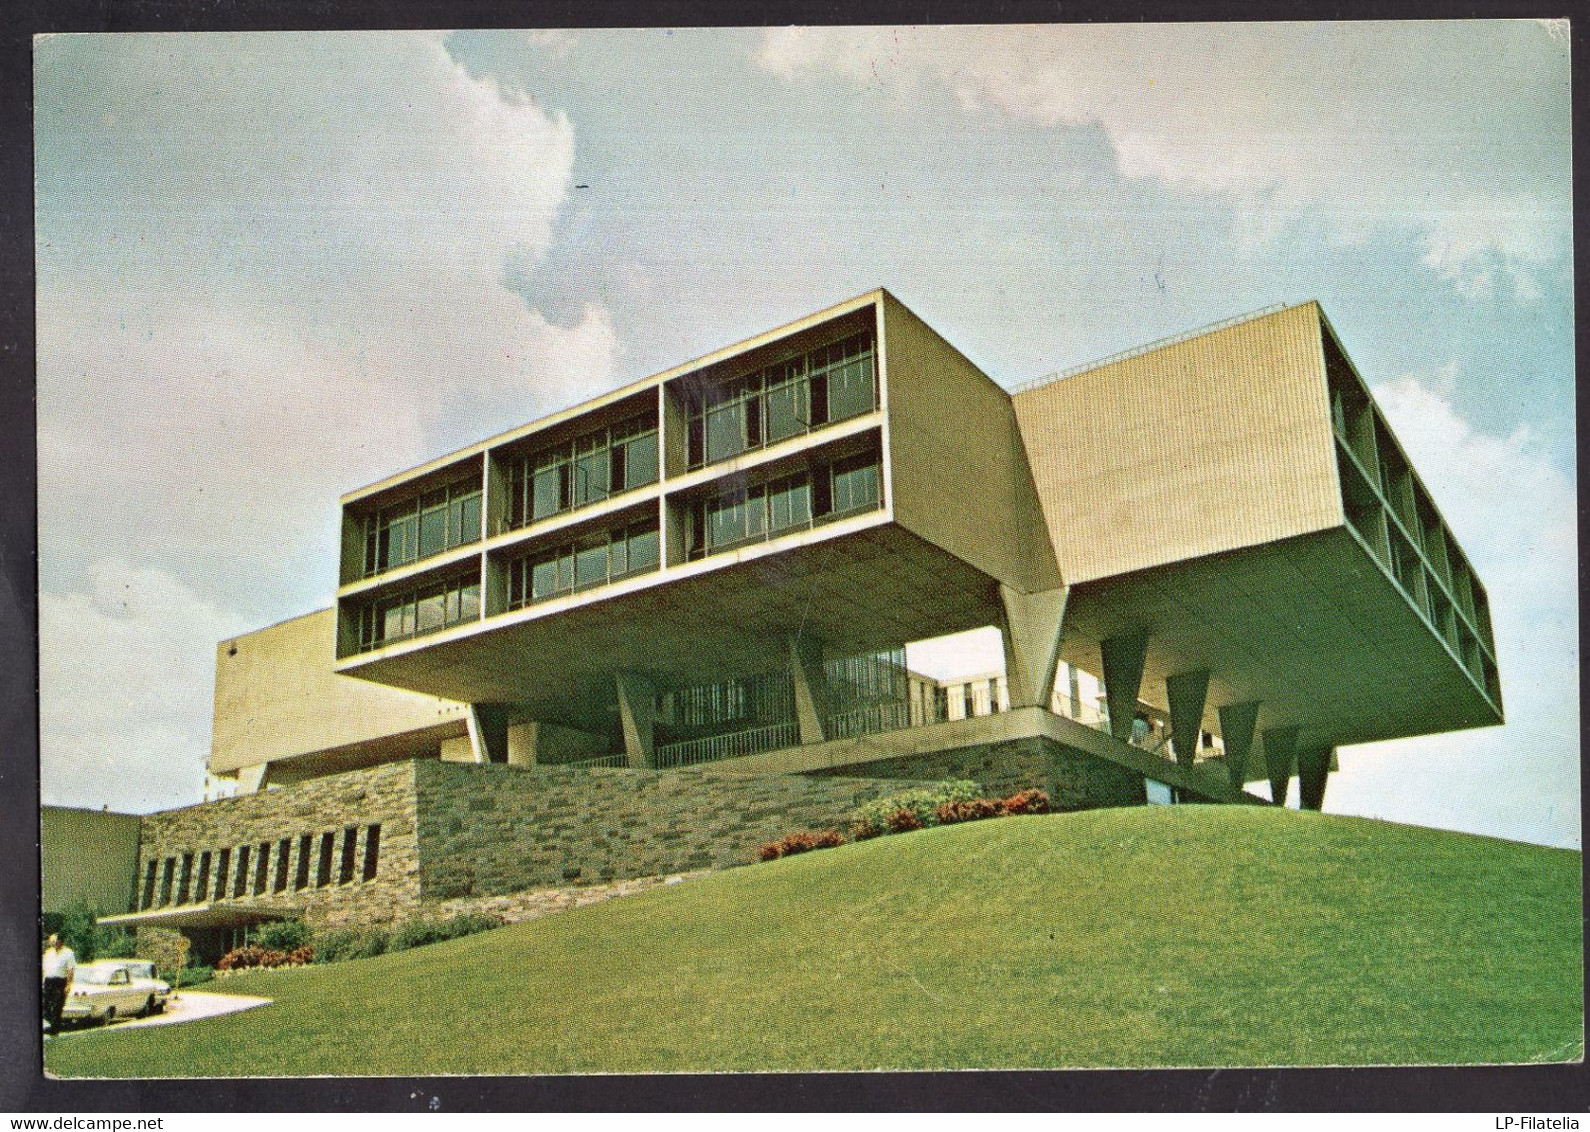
(102, 1006, 115, 1026)
(140, 996, 156, 1018)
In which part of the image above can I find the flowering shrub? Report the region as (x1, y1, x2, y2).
(216, 945, 289, 971)
(999, 788, 1050, 815)
(758, 829, 846, 861)
(935, 797, 1002, 825)
(851, 780, 981, 838)
(286, 945, 314, 965)
(849, 821, 884, 842)
(885, 808, 923, 833)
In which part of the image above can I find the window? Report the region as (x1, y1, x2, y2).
(159, 858, 175, 906)
(294, 834, 313, 891)
(830, 455, 880, 517)
(176, 853, 194, 905)
(214, 848, 230, 902)
(687, 331, 875, 469)
(363, 824, 381, 881)
(141, 860, 158, 910)
(507, 520, 661, 609)
(339, 826, 358, 885)
(255, 841, 272, 895)
(361, 478, 482, 577)
(273, 837, 291, 894)
(356, 575, 481, 652)
(195, 851, 211, 902)
(510, 414, 659, 528)
(316, 831, 335, 888)
(234, 845, 252, 898)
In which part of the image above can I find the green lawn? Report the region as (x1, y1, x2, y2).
(44, 806, 1583, 1075)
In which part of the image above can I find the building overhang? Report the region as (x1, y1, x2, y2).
(100, 902, 301, 931)
(1060, 524, 1503, 779)
(337, 520, 1005, 733)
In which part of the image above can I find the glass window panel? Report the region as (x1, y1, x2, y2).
(629, 526, 659, 570)
(573, 450, 610, 506)
(534, 464, 565, 520)
(705, 403, 747, 463)
(456, 583, 480, 622)
(745, 489, 766, 537)
(453, 492, 481, 545)
(610, 535, 628, 578)
(575, 540, 608, 588)
(418, 506, 447, 559)
(382, 600, 408, 642)
(827, 356, 876, 421)
(707, 497, 744, 547)
(833, 460, 880, 515)
(416, 590, 446, 634)
(769, 478, 811, 531)
(622, 435, 658, 489)
(531, 558, 559, 601)
(764, 381, 807, 444)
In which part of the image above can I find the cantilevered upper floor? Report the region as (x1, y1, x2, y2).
(221, 289, 1501, 801)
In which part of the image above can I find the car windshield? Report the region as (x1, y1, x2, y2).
(73, 966, 115, 985)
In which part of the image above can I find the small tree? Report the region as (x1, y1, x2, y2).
(56, 899, 100, 961)
(136, 927, 190, 990)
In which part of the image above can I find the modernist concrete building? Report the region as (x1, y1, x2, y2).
(101, 290, 1502, 947)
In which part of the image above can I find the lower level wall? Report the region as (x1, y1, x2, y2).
(809, 735, 1148, 811)
(413, 760, 930, 900)
(135, 761, 422, 931)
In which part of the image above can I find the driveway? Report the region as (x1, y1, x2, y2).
(55, 991, 271, 1035)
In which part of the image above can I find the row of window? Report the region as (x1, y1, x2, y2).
(138, 825, 381, 910)
(357, 576, 481, 651)
(361, 480, 482, 578)
(688, 455, 880, 558)
(509, 414, 659, 529)
(686, 332, 876, 469)
(506, 519, 660, 609)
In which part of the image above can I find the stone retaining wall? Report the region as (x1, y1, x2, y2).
(413, 761, 930, 900)
(810, 735, 1147, 811)
(134, 761, 422, 931)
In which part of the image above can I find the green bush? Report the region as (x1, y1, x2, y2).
(178, 964, 214, 987)
(387, 913, 504, 955)
(96, 929, 138, 959)
(312, 929, 360, 964)
(851, 780, 981, 838)
(347, 929, 390, 960)
(255, 919, 311, 952)
(55, 899, 101, 961)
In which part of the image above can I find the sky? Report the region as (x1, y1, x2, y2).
(33, 24, 1578, 847)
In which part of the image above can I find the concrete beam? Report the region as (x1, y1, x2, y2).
(789, 634, 831, 745)
(998, 584, 1069, 710)
(1216, 701, 1260, 794)
(1262, 725, 1299, 806)
(1166, 670, 1210, 768)
(615, 672, 657, 769)
(1100, 628, 1149, 743)
(467, 705, 510, 765)
(1297, 746, 1333, 811)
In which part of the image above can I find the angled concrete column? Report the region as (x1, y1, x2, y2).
(1100, 628, 1149, 742)
(1217, 701, 1260, 793)
(235, 763, 269, 795)
(505, 721, 608, 768)
(1297, 746, 1333, 811)
(467, 704, 510, 765)
(1261, 725, 1299, 806)
(999, 584, 1069, 710)
(615, 672, 657, 769)
(1166, 670, 1210, 768)
(788, 633, 831, 745)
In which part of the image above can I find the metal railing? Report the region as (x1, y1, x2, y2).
(824, 700, 914, 741)
(653, 721, 800, 769)
(534, 754, 628, 772)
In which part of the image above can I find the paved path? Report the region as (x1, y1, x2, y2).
(54, 991, 271, 1036)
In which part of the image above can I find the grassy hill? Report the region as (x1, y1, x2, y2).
(44, 806, 1583, 1076)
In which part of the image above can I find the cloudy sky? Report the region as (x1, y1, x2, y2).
(34, 24, 1576, 847)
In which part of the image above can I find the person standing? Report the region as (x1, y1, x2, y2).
(41, 933, 76, 1035)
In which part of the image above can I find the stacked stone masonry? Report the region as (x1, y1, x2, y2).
(130, 740, 1151, 931)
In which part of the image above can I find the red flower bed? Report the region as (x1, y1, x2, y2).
(885, 808, 923, 833)
(758, 828, 847, 861)
(999, 788, 1050, 815)
(935, 798, 1002, 825)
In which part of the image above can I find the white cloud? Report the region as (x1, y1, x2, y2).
(36, 32, 623, 809)
(39, 561, 254, 812)
(755, 23, 1571, 302)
